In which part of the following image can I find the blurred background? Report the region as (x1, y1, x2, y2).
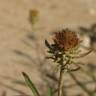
(0, 0, 96, 96)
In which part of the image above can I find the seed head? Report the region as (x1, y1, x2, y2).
(53, 29, 80, 51)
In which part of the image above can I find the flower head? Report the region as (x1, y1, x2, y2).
(53, 29, 80, 51)
(29, 9, 39, 25)
(45, 28, 93, 71)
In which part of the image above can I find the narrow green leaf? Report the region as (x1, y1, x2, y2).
(47, 87, 53, 96)
(22, 72, 40, 96)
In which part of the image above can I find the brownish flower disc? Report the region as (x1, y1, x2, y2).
(53, 29, 80, 51)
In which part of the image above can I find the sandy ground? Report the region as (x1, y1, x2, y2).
(0, 0, 96, 96)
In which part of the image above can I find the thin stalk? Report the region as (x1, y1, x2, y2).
(58, 56, 70, 96)
(58, 65, 64, 96)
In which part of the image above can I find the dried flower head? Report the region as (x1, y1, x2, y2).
(29, 9, 39, 25)
(45, 28, 92, 63)
(53, 29, 80, 51)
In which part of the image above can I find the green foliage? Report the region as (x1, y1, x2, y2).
(22, 72, 53, 96)
(47, 87, 53, 96)
(22, 72, 40, 96)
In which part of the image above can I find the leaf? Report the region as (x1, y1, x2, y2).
(22, 72, 40, 96)
(47, 50, 53, 54)
(47, 87, 53, 96)
(45, 40, 52, 50)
